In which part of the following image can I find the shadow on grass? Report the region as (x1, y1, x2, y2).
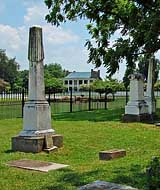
(42, 169, 104, 190)
(52, 108, 124, 122)
(43, 164, 147, 190)
(4, 149, 14, 153)
(112, 164, 147, 190)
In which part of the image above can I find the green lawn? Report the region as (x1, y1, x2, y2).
(0, 109, 160, 190)
(0, 96, 126, 119)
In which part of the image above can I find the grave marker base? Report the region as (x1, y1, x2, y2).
(122, 113, 153, 123)
(12, 134, 63, 153)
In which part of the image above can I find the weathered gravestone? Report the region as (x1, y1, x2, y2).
(79, 180, 139, 190)
(12, 26, 63, 153)
(123, 73, 151, 122)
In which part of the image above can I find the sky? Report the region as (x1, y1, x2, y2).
(0, 0, 126, 80)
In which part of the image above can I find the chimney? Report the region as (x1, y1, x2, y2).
(91, 69, 99, 78)
(98, 70, 100, 78)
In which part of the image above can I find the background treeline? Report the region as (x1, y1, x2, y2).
(1, 49, 160, 94)
(0, 49, 69, 92)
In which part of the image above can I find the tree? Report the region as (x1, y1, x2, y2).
(45, 77, 65, 92)
(123, 66, 135, 89)
(0, 49, 19, 88)
(44, 63, 69, 78)
(0, 79, 10, 92)
(45, 0, 160, 76)
(122, 55, 160, 90)
(44, 63, 69, 92)
(137, 55, 160, 83)
(14, 70, 29, 90)
(85, 79, 122, 99)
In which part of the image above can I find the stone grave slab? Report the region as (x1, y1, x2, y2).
(99, 149, 126, 160)
(7, 159, 68, 172)
(79, 180, 139, 190)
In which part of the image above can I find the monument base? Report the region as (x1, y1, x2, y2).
(11, 134, 63, 153)
(122, 113, 153, 123)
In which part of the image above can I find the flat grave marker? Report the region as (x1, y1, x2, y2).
(7, 159, 68, 172)
(79, 180, 138, 190)
(99, 149, 126, 160)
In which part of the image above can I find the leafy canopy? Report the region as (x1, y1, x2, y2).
(45, 0, 160, 76)
(44, 63, 69, 91)
(80, 79, 124, 94)
(44, 63, 69, 78)
(0, 49, 19, 88)
(137, 55, 160, 82)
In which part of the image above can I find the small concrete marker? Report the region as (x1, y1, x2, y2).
(44, 134, 54, 149)
(43, 146, 58, 153)
(7, 160, 69, 172)
(99, 149, 126, 160)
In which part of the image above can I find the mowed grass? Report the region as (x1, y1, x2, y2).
(0, 96, 126, 119)
(1, 110, 160, 190)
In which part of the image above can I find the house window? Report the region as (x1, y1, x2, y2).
(84, 80, 88, 84)
(69, 80, 72, 85)
(74, 80, 77, 85)
(79, 80, 82, 85)
(65, 80, 68, 85)
(74, 87, 77, 91)
(90, 80, 93, 83)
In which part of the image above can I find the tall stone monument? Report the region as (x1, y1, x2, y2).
(12, 26, 62, 153)
(145, 56, 156, 115)
(123, 73, 151, 122)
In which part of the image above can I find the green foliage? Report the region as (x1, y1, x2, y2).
(44, 63, 69, 91)
(12, 63, 69, 90)
(45, 77, 65, 92)
(146, 157, 160, 190)
(137, 55, 160, 83)
(90, 79, 124, 94)
(123, 66, 135, 89)
(13, 70, 29, 90)
(154, 81, 160, 91)
(0, 49, 19, 88)
(0, 79, 10, 92)
(44, 63, 69, 78)
(45, 0, 160, 76)
(79, 84, 90, 91)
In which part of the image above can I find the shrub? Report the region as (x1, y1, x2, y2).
(146, 157, 160, 190)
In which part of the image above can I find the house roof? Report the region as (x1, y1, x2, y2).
(65, 72, 91, 79)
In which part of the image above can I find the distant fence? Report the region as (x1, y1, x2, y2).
(0, 88, 128, 119)
(0, 89, 27, 119)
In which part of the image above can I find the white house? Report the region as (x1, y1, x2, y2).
(63, 69, 101, 92)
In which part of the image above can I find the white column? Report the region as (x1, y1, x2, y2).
(77, 80, 79, 92)
(19, 26, 55, 137)
(145, 56, 156, 114)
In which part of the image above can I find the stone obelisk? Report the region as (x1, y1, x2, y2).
(12, 26, 56, 153)
(145, 56, 156, 115)
(19, 26, 54, 137)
